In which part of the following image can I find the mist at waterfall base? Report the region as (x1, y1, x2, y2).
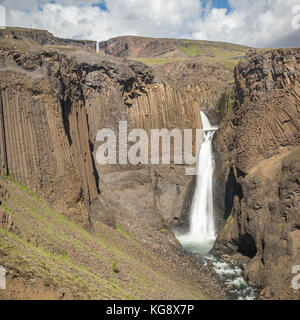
(175, 112, 256, 300)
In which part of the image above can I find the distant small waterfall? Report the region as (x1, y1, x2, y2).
(96, 41, 99, 53)
(176, 111, 218, 255)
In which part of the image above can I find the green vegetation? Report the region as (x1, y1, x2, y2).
(178, 44, 202, 56)
(227, 97, 235, 111)
(112, 259, 120, 274)
(116, 224, 131, 238)
(0, 38, 42, 52)
(277, 223, 286, 237)
(6, 27, 47, 33)
(47, 45, 78, 52)
(127, 38, 250, 69)
(173, 39, 249, 70)
(216, 85, 236, 120)
(218, 214, 234, 240)
(130, 57, 187, 66)
(159, 229, 168, 234)
(0, 175, 206, 300)
(176, 41, 248, 57)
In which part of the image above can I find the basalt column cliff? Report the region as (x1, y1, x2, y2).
(0, 33, 233, 300)
(213, 49, 300, 300)
(0, 33, 236, 246)
(0, 29, 299, 300)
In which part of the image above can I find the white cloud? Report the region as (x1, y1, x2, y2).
(1, 0, 300, 47)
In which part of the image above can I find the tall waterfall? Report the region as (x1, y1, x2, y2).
(96, 41, 99, 53)
(175, 112, 257, 299)
(176, 111, 218, 255)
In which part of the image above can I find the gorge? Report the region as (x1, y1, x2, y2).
(0, 28, 299, 300)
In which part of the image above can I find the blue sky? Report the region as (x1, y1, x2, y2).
(92, 1, 108, 11)
(203, 0, 231, 11)
(1, 0, 300, 48)
(91, 0, 231, 13)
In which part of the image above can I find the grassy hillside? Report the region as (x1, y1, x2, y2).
(118, 36, 251, 70)
(0, 175, 209, 300)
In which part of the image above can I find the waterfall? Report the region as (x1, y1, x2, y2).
(176, 111, 218, 255)
(175, 112, 257, 300)
(96, 41, 99, 53)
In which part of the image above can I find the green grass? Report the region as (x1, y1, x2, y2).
(112, 259, 120, 274)
(46, 45, 78, 52)
(159, 229, 168, 234)
(129, 38, 249, 69)
(178, 44, 202, 56)
(6, 27, 47, 33)
(0, 176, 207, 300)
(218, 214, 234, 239)
(116, 224, 131, 238)
(130, 57, 187, 66)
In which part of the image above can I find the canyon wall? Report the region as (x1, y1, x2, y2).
(85, 58, 230, 244)
(0, 48, 101, 227)
(1, 32, 299, 300)
(213, 49, 300, 299)
(0, 36, 234, 301)
(0, 42, 231, 248)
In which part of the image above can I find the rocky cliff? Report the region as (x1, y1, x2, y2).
(0, 47, 102, 227)
(87, 54, 231, 246)
(0, 31, 235, 248)
(0, 32, 236, 300)
(98, 36, 250, 72)
(98, 35, 249, 59)
(2, 31, 299, 300)
(0, 27, 96, 52)
(213, 48, 300, 299)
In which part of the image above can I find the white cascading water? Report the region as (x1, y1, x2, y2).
(175, 111, 257, 300)
(176, 111, 218, 255)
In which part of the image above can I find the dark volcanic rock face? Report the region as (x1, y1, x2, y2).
(0, 34, 233, 301)
(99, 36, 181, 58)
(0, 47, 153, 228)
(0, 39, 231, 250)
(3, 31, 300, 300)
(86, 62, 230, 246)
(213, 49, 300, 299)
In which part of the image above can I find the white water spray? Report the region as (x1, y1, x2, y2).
(176, 111, 218, 254)
(175, 112, 257, 300)
(96, 41, 99, 53)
